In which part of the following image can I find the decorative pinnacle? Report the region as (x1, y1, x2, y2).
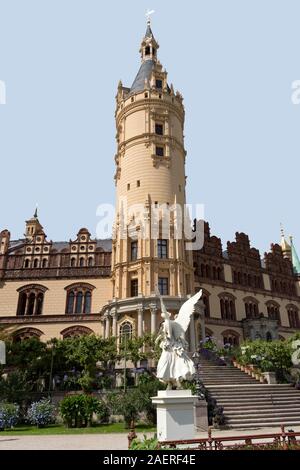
(34, 204, 38, 218)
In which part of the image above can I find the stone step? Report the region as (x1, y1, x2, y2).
(209, 391, 300, 397)
(228, 421, 300, 429)
(225, 408, 300, 416)
(223, 403, 300, 411)
(226, 416, 300, 424)
(200, 374, 257, 378)
(205, 383, 292, 393)
(218, 401, 300, 408)
(203, 378, 258, 382)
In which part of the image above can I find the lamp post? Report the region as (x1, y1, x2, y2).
(192, 351, 205, 399)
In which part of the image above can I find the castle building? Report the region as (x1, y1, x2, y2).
(1, 22, 300, 346)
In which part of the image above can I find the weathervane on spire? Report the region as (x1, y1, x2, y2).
(145, 8, 155, 25)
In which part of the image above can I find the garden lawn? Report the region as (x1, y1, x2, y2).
(0, 423, 156, 435)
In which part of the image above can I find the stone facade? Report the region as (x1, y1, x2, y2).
(0, 22, 300, 346)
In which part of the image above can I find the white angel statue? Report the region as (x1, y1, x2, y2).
(155, 290, 202, 389)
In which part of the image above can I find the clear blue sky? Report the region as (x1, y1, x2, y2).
(0, 0, 299, 256)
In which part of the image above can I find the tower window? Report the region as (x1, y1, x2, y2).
(131, 97, 134, 103)
(127, 183, 130, 190)
(155, 123, 163, 135)
(158, 277, 169, 295)
(131, 241, 138, 261)
(156, 79, 163, 89)
(158, 239, 168, 259)
(137, 180, 140, 187)
(156, 146, 164, 157)
(145, 46, 150, 56)
(144, 92, 148, 98)
(130, 279, 138, 297)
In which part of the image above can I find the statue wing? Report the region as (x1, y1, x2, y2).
(174, 290, 202, 333)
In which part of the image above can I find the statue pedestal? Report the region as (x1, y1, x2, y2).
(152, 390, 197, 442)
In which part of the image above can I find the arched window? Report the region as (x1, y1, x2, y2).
(266, 301, 281, 325)
(244, 297, 259, 319)
(70, 257, 76, 267)
(16, 285, 47, 316)
(222, 329, 240, 346)
(33, 259, 39, 268)
(219, 293, 236, 320)
(65, 283, 95, 314)
(200, 290, 211, 318)
(35, 293, 44, 315)
(84, 291, 91, 314)
(13, 328, 43, 342)
(88, 257, 94, 267)
(67, 291, 75, 314)
(75, 292, 83, 313)
(17, 293, 27, 316)
(27, 293, 36, 315)
(79, 257, 85, 267)
(119, 321, 133, 343)
(24, 259, 30, 268)
(60, 326, 93, 339)
(287, 305, 299, 328)
(42, 258, 48, 268)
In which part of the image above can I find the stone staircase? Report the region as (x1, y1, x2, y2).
(199, 359, 300, 429)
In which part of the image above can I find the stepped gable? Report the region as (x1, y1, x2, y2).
(264, 243, 294, 276)
(227, 232, 261, 269)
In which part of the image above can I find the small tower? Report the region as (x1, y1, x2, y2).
(280, 224, 291, 260)
(25, 208, 43, 240)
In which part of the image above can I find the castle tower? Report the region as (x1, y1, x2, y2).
(25, 208, 43, 240)
(106, 20, 195, 344)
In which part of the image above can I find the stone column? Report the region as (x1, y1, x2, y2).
(150, 304, 157, 335)
(137, 306, 144, 337)
(105, 314, 110, 339)
(111, 309, 118, 338)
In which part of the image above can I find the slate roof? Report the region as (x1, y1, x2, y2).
(130, 59, 155, 95)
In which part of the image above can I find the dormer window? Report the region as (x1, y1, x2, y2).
(156, 79, 163, 89)
(145, 46, 150, 56)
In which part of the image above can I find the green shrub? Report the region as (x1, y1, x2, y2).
(59, 394, 108, 428)
(237, 340, 292, 377)
(27, 399, 56, 427)
(107, 389, 144, 428)
(130, 434, 158, 450)
(0, 402, 19, 430)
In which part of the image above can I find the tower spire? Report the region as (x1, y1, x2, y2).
(290, 236, 300, 275)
